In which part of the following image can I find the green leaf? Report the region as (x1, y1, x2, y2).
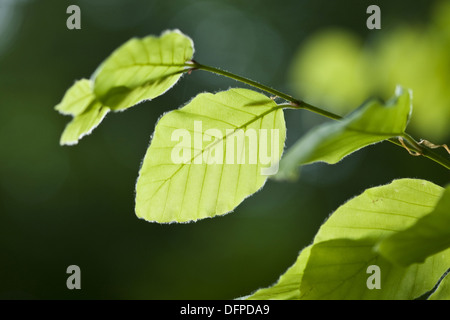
(242, 246, 311, 300)
(56, 30, 194, 145)
(244, 179, 450, 300)
(299, 178, 449, 299)
(55, 79, 95, 116)
(428, 272, 450, 300)
(135, 88, 286, 223)
(377, 184, 450, 266)
(92, 29, 194, 111)
(300, 238, 450, 299)
(55, 79, 110, 146)
(275, 87, 412, 180)
(312, 178, 443, 243)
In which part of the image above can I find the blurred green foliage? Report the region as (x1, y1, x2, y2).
(290, 1, 450, 141)
(0, 0, 448, 299)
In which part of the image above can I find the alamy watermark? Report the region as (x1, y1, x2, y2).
(66, 265, 81, 290)
(170, 121, 280, 175)
(366, 5, 381, 30)
(366, 265, 381, 290)
(66, 5, 81, 30)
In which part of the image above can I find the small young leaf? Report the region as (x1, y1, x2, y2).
(92, 30, 194, 111)
(377, 184, 450, 266)
(275, 86, 412, 180)
(55, 79, 110, 145)
(55, 79, 95, 116)
(135, 88, 286, 223)
(56, 30, 194, 145)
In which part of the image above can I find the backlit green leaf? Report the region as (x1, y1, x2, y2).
(244, 179, 450, 300)
(135, 88, 286, 223)
(377, 184, 450, 266)
(92, 30, 194, 111)
(55, 79, 110, 145)
(275, 87, 411, 180)
(55, 79, 95, 116)
(300, 237, 450, 299)
(300, 178, 449, 299)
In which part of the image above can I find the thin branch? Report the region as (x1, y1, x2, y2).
(191, 62, 450, 171)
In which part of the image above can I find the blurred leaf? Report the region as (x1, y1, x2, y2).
(374, 27, 450, 141)
(428, 272, 450, 300)
(135, 88, 286, 223)
(432, 0, 450, 39)
(92, 29, 194, 111)
(377, 184, 450, 267)
(275, 87, 411, 181)
(289, 30, 372, 114)
(289, 4, 450, 141)
(313, 179, 443, 242)
(55, 79, 110, 145)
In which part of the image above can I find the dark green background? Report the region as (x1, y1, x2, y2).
(0, 0, 447, 299)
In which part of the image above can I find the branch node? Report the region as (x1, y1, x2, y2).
(289, 100, 301, 108)
(398, 137, 422, 156)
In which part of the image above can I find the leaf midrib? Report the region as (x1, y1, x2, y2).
(145, 104, 283, 205)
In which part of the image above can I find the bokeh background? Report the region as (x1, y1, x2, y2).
(0, 0, 449, 299)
